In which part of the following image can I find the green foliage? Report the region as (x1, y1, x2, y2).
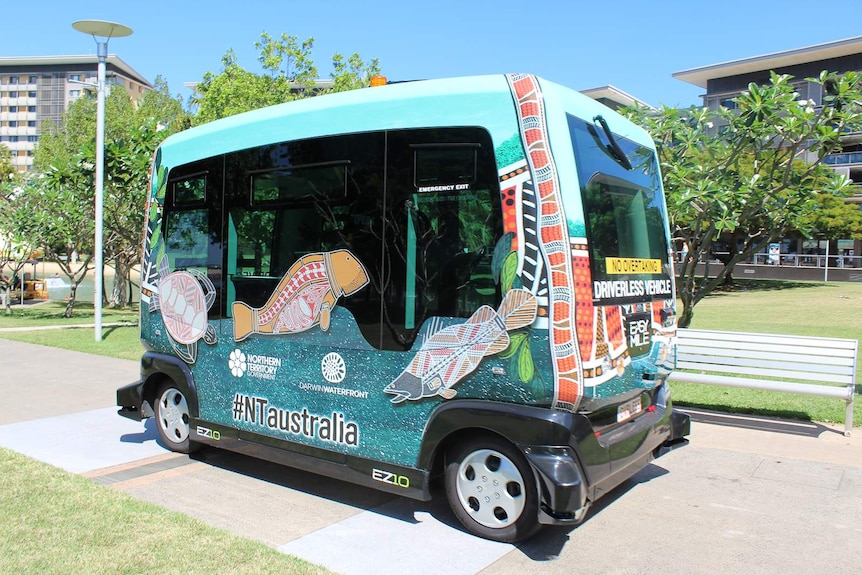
(330, 52, 381, 92)
(803, 190, 862, 239)
(0, 144, 15, 181)
(16, 83, 186, 313)
(626, 70, 862, 327)
(193, 31, 381, 125)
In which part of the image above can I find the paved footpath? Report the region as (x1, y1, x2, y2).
(1, 338, 861, 575)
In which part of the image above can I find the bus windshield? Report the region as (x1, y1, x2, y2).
(568, 115, 671, 288)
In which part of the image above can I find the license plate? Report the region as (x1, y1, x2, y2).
(617, 396, 643, 423)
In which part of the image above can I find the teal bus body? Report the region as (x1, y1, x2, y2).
(119, 73, 689, 542)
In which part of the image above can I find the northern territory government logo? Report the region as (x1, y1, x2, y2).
(228, 349, 281, 381)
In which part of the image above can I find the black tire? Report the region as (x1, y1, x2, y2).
(444, 434, 540, 542)
(154, 382, 201, 454)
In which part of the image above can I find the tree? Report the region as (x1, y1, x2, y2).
(803, 190, 862, 240)
(626, 71, 862, 327)
(330, 52, 382, 93)
(192, 31, 380, 124)
(0, 175, 41, 313)
(33, 160, 95, 317)
(32, 80, 187, 312)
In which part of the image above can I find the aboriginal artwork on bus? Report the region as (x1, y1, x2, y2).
(506, 73, 584, 413)
(141, 152, 166, 292)
(233, 249, 370, 342)
(149, 255, 218, 364)
(384, 288, 538, 404)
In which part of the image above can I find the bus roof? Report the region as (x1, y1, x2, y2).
(158, 74, 651, 169)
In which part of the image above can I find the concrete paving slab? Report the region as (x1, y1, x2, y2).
(0, 406, 166, 473)
(0, 339, 139, 424)
(278, 496, 513, 575)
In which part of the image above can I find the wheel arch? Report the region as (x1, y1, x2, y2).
(418, 400, 585, 474)
(419, 400, 592, 525)
(141, 352, 200, 419)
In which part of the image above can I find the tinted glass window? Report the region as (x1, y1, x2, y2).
(163, 159, 224, 318)
(224, 132, 385, 347)
(384, 128, 502, 350)
(569, 115, 670, 285)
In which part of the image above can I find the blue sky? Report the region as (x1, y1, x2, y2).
(3, 0, 860, 108)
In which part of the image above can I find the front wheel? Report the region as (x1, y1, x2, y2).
(444, 434, 540, 542)
(154, 382, 201, 454)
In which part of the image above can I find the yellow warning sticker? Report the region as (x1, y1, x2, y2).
(605, 257, 662, 275)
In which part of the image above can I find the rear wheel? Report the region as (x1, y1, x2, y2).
(154, 382, 200, 454)
(444, 435, 540, 542)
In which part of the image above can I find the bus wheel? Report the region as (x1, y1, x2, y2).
(154, 382, 200, 454)
(444, 435, 540, 542)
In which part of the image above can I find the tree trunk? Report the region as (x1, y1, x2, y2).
(109, 258, 131, 309)
(63, 284, 77, 318)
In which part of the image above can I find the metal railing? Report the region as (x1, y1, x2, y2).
(680, 252, 862, 270)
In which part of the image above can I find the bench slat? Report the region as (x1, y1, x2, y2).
(677, 347, 857, 369)
(675, 339, 857, 361)
(675, 362, 853, 384)
(677, 352, 856, 376)
(668, 371, 854, 400)
(677, 329, 858, 352)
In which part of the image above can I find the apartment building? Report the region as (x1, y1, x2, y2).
(0, 55, 151, 172)
(673, 35, 862, 203)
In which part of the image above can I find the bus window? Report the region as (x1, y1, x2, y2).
(163, 162, 224, 318)
(383, 129, 502, 350)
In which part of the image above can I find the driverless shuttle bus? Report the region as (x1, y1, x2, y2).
(118, 73, 689, 542)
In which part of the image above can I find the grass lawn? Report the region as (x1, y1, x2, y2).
(0, 448, 330, 575)
(676, 279, 862, 427)
(0, 301, 142, 361)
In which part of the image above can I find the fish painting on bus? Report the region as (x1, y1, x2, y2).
(384, 288, 538, 403)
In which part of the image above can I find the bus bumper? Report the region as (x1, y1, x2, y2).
(523, 446, 590, 525)
(655, 409, 691, 457)
(117, 380, 151, 421)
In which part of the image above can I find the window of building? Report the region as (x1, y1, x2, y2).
(28, 136, 38, 142)
(9, 136, 18, 142)
(9, 121, 17, 128)
(9, 106, 17, 113)
(9, 76, 18, 84)
(28, 91, 36, 98)
(69, 74, 80, 82)
(28, 106, 35, 113)
(27, 121, 36, 128)
(9, 91, 18, 98)
(69, 90, 81, 98)
(28, 76, 37, 84)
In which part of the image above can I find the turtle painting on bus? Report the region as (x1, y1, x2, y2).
(149, 255, 218, 364)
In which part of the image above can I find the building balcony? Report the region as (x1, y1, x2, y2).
(824, 152, 862, 166)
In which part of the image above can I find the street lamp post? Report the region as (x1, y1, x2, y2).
(72, 20, 133, 342)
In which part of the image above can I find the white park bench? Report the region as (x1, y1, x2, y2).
(668, 328, 858, 436)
